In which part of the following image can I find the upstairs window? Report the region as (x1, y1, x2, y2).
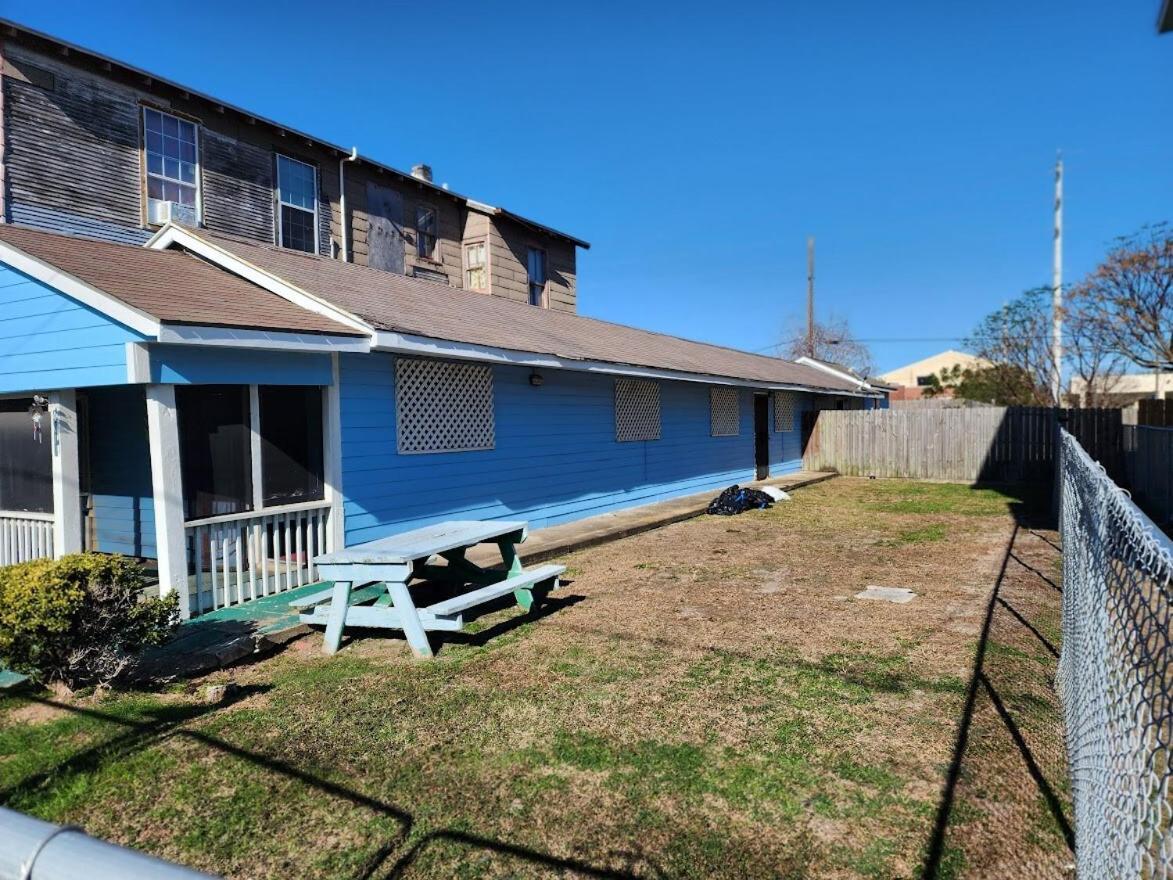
(527, 248, 546, 306)
(144, 107, 199, 224)
(276, 155, 318, 254)
(465, 242, 487, 291)
(416, 207, 437, 259)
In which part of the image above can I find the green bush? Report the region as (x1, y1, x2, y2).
(0, 553, 178, 688)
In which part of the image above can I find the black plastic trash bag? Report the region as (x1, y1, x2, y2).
(706, 484, 775, 516)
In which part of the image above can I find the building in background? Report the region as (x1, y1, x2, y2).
(878, 350, 990, 401)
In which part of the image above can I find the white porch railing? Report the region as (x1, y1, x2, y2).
(183, 501, 331, 615)
(0, 510, 55, 567)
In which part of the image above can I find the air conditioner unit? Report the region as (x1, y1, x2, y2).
(149, 200, 198, 227)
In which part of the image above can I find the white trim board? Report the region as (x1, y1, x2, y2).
(0, 239, 160, 337)
(156, 325, 370, 353)
(795, 356, 874, 392)
(374, 331, 878, 397)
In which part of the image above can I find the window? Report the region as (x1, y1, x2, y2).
(416, 207, 437, 259)
(774, 392, 797, 432)
(710, 387, 740, 436)
(615, 378, 660, 442)
(465, 241, 487, 291)
(916, 375, 934, 387)
(177, 385, 252, 521)
(276, 155, 318, 254)
(527, 248, 546, 306)
(396, 358, 495, 454)
(0, 398, 52, 514)
(143, 107, 199, 223)
(259, 386, 323, 506)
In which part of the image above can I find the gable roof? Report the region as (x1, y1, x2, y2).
(0, 223, 362, 338)
(0, 18, 588, 250)
(154, 225, 876, 394)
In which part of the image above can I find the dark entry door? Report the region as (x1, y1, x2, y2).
(753, 393, 769, 480)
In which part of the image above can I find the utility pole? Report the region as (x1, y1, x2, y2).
(806, 236, 815, 358)
(1051, 154, 1063, 405)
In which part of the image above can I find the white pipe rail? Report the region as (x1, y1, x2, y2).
(0, 806, 219, 880)
(0, 510, 55, 567)
(184, 501, 331, 615)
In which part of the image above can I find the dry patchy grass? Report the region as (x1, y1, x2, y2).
(0, 478, 1054, 879)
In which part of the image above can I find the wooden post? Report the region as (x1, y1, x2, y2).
(323, 353, 345, 553)
(146, 384, 190, 617)
(48, 389, 82, 558)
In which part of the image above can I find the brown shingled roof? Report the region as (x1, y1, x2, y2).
(0, 224, 362, 337)
(186, 229, 869, 393)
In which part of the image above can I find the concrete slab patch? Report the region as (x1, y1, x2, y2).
(857, 585, 917, 604)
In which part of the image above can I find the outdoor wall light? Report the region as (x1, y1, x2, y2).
(529, 370, 544, 387)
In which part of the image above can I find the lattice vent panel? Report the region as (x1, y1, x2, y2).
(774, 391, 798, 432)
(710, 387, 740, 436)
(396, 357, 495, 454)
(615, 378, 661, 442)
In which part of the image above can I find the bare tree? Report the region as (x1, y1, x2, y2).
(779, 314, 875, 376)
(1063, 285, 1129, 406)
(1071, 224, 1173, 372)
(965, 288, 1055, 405)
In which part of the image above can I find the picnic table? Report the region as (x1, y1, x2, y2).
(290, 520, 565, 658)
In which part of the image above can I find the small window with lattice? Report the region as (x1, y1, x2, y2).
(615, 378, 660, 442)
(710, 387, 739, 436)
(774, 391, 797, 432)
(396, 357, 495, 454)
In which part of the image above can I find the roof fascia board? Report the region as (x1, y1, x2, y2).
(0, 238, 159, 337)
(795, 356, 872, 391)
(147, 225, 375, 338)
(156, 325, 371, 353)
(373, 330, 867, 394)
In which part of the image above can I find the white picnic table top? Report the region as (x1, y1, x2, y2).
(314, 520, 528, 566)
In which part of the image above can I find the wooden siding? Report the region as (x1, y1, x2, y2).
(201, 128, 273, 243)
(338, 354, 804, 544)
(485, 212, 577, 312)
(146, 345, 333, 386)
(84, 386, 155, 557)
(0, 261, 143, 393)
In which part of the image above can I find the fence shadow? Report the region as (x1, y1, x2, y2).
(921, 521, 1073, 878)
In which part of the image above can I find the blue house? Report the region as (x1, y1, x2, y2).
(0, 222, 885, 618)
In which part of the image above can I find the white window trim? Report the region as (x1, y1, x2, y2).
(464, 240, 488, 292)
(276, 154, 320, 254)
(142, 106, 202, 224)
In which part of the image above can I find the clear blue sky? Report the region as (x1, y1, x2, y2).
(5, 0, 1171, 373)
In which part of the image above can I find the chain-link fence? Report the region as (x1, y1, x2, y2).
(1057, 428, 1173, 878)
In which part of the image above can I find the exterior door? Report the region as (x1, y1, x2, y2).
(753, 393, 769, 480)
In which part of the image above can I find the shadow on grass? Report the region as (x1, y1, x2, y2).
(2, 655, 642, 880)
(919, 512, 1074, 878)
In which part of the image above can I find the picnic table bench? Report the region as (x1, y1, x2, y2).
(290, 520, 565, 658)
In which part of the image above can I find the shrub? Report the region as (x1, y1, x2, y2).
(0, 553, 178, 688)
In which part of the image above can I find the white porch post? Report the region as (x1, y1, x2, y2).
(48, 389, 82, 558)
(323, 353, 345, 552)
(145, 384, 190, 617)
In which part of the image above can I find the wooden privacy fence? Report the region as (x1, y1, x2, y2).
(804, 406, 1124, 484)
(1123, 425, 1173, 529)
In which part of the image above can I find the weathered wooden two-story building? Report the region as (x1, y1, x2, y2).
(0, 19, 885, 618)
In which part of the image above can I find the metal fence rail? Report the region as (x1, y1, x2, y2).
(1057, 429, 1173, 878)
(0, 806, 218, 879)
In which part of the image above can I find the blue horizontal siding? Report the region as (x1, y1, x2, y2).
(339, 354, 811, 546)
(0, 262, 145, 393)
(148, 344, 333, 386)
(85, 386, 155, 558)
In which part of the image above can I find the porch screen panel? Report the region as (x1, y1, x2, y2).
(0, 399, 52, 513)
(176, 385, 252, 520)
(258, 385, 324, 506)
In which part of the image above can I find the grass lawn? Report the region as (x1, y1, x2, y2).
(0, 478, 1066, 879)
